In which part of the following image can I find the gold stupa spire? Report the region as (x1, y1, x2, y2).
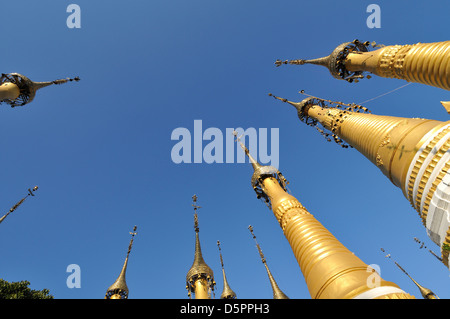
(271, 93, 450, 269)
(186, 195, 215, 299)
(381, 248, 438, 299)
(248, 225, 289, 299)
(105, 226, 137, 299)
(234, 132, 414, 299)
(0, 73, 80, 107)
(0, 186, 38, 225)
(217, 241, 237, 299)
(275, 39, 450, 90)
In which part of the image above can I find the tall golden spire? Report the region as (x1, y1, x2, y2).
(0, 73, 80, 107)
(0, 186, 38, 225)
(186, 195, 215, 299)
(270, 93, 450, 269)
(105, 226, 137, 299)
(217, 241, 237, 299)
(234, 132, 414, 299)
(275, 39, 450, 90)
(248, 225, 289, 299)
(381, 248, 439, 299)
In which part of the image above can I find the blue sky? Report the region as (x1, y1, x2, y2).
(0, 0, 449, 299)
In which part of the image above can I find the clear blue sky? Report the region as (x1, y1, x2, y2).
(0, 0, 449, 299)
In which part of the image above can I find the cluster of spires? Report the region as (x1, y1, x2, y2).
(2, 38, 449, 299)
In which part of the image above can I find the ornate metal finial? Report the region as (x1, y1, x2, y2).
(186, 195, 215, 299)
(274, 40, 376, 83)
(381, 248, 439, 299)
(269, 92, 371, 149)
(105, 226, 138, 299)
(0, 186, 38, 225)
(248, 225, 289, 299)
(233, 131, 288, 209)
(217, 241, 237, 299)
(192, 194, 201, 233)
(0, 73, 80, 107)
(413, 237, 443, 262)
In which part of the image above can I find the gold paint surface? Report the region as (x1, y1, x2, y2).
(262, 177, 413, 299)
(346, 41, 450, 90)
(194, 279, 210, 299)
(0, 82, 20, 101)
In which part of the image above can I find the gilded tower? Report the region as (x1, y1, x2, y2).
(0, 73, 80, 107)
(105, 226, 137, 299)
(248, 225, 289, 299)
(275, 40, 450, 90)
(217, 241, 237, 299)
(270, 93, 450, 268)
(186, 195, 215, 299)
(234, 132, 414, 299)
(0, 186, 38, 225)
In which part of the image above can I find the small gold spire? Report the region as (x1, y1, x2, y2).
(105, 226, 137, 299)
(186, 195, 215, 299)
(0, 186, 38, 225)
(248, 225, 289, 299)
(0, 73, 80, 107)
(217, 241, 237, 299)
(381, 248, 438, 299)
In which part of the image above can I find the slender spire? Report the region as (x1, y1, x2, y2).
(271, 93, 450, 269)
(0, 73, 80, 107)
(186, 195, 215, 299)
(217, 241, 237, 299)
(275, 39, 450, 90)
(381, 248, 438, 299)
(0, 186, 38, 225)
(105, 226, 137, 299)
(233, 130, 288, 208)
(235, 136, 414, 299)
(248, 225, 289, 299)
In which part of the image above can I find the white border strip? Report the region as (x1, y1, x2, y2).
(353, 286, 407, 299)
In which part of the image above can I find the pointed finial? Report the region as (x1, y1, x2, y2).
(248, 225, 289, 299)
(192, 194, 201, 233)
(217, 240, 237, 299)
(234, 131, 288, 208)
(232, 130, 261, 171)
(274, 40, 373, 82)
(0, 186, 38, 225)
(381, 248, 439, 299)
(105, 225, 138, 299)
(0, 73, 80, 107)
